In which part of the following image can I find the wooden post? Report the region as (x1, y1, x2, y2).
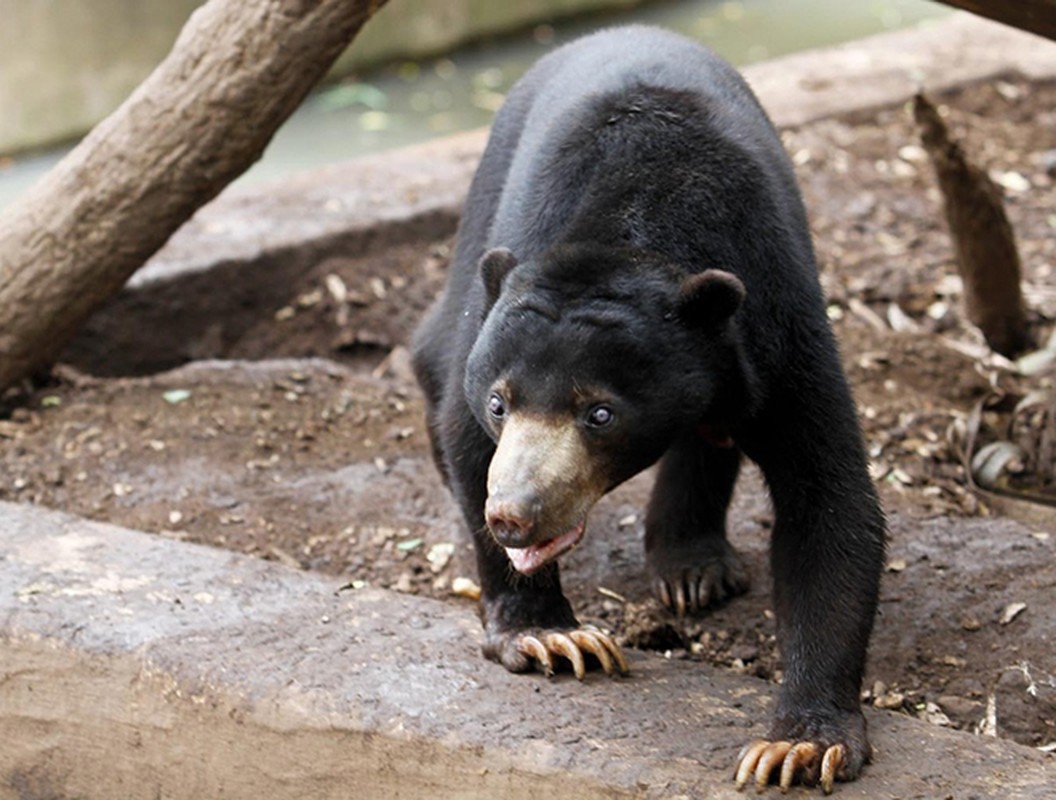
(913, 93, 1034, 357)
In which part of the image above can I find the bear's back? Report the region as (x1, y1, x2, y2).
(487, 26, 807, 265)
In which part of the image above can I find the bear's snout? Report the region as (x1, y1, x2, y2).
(485, 494, 542, 547)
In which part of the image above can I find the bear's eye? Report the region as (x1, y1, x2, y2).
(586, 404, 614, 428)
(487, 393, 506, 420)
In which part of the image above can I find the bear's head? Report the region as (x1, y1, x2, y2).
(465, 244, 746, 575)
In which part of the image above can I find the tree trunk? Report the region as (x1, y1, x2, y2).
(931, 1, 1056, 41)
(913, 92, 1034, 357)
(0, 0, 388, 392)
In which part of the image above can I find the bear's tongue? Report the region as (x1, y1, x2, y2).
(505, 521, 586, 575)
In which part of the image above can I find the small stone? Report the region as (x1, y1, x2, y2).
(394, 572, 415, 593)
(898, 144, 927, 163)
(874, 690, 905, 710)
(937, 695, 983, 723)
(1000, 602, 1027, 625)
(960, 614, 982, 631)
(729, 643, 759, 663)
(920, 702, 951, 727)
(452, 576, 481, 600)
(991, 169, 1031, 193)
(325, 273, 348, 303)
(426, 542, 455, 572)
(295, 288, 323, 308)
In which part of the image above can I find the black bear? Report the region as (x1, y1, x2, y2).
(412, 25, 885, 794)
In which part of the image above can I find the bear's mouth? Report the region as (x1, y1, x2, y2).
(504, 520, 586, 575)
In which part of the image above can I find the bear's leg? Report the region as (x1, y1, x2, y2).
(475, 535, 626, 677)
(735, 378, 884, 793)
(645, 435, 750, 615)
(410, 314, 450, 486)
(445, 407, 628, 678)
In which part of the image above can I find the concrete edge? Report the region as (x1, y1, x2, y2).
(131, 12, 1056, 290)
(3, 500, 1055, 799)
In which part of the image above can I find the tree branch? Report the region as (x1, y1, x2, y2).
(0, 0, 388, 391)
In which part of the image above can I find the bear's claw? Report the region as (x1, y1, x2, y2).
(648, 541, 750, 616)
(734, 739, 846, 794)
(652, 559, 750, 615)
(516, 628, 629, 679)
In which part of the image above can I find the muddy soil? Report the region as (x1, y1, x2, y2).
(3, 78, 1055, 751)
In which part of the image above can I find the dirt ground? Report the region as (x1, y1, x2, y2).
(2, 77, 1055, 751)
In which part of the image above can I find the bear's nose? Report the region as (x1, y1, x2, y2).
(485, 494, 541, 548)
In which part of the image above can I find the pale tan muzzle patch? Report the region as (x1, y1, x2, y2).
(487, 413, 605, 538)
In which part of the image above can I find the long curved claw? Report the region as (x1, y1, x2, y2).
(779, 742, 819, 792)
(755, 741, 792, 793)
(651, 544, 751, 616)
(688, 576, 702, 611)
(598, 631, 630, 676)
(656, 579, 673, 609)
(512, 627, 629, 679)
(734, 740, 769, 790)
(674, 581, 688, 616)
(545, 632, 586, 679)
(819, 744, 845, 795)
(569, 630, 614, 674)
(517, 635, 553, 676)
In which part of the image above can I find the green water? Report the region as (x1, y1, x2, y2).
(0, 0, 950, 208)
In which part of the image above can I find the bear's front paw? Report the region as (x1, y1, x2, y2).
(484, 626, 629, 679)
(733, 709, 870, 794)
(647, 539, 750, 615)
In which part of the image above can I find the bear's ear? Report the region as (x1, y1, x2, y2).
(480, 247, 519, 308)
(677, 270, 745, 327)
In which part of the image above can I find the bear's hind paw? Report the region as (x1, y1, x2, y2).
(650, 543, 750, 616)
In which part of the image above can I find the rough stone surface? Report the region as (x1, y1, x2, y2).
(2, 501, 1054, 799)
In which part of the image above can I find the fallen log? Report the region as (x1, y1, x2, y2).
(0, 0, 387, 392)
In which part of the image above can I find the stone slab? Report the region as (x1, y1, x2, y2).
(2, 501, 1054, 799)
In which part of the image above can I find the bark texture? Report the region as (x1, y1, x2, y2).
(933, 1, 1056, 41)
(913, 92, 1034, 357)
(0, 0, 387, 391)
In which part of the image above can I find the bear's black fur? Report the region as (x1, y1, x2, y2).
(412, 26, 885, 790)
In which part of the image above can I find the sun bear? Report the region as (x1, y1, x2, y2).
(412, 25, 885, 793)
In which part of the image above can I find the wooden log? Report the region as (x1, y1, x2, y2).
(934, 1, 1056, 41)
(913, 92, 1034, 357)
(0, 0, 387, 392)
